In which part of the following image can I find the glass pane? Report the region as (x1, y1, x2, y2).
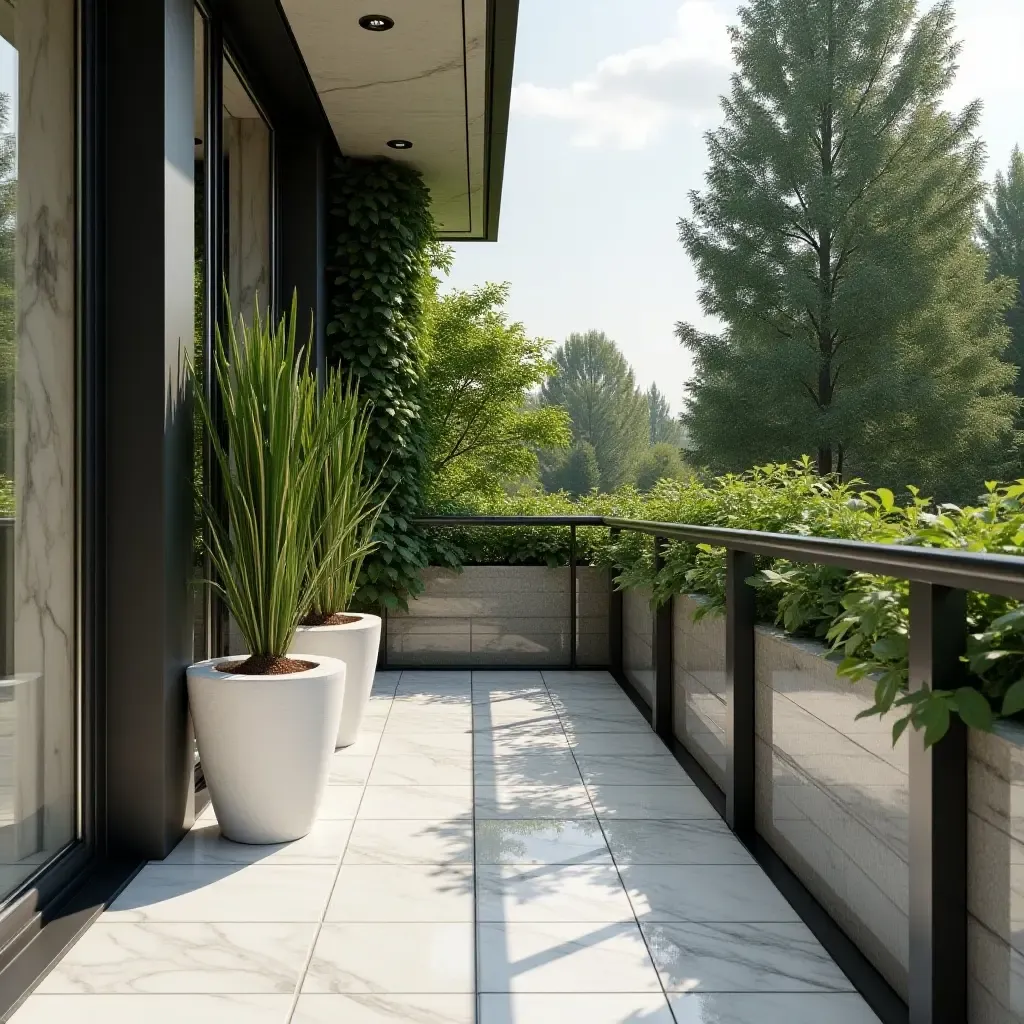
(192, 4, 206, 668)
(672, 595, 726, 790)
(0, 0, 77, 899)
(623, 587, 653, 704)
(222, 57, 271, 323)
(754, 618, 910, 999)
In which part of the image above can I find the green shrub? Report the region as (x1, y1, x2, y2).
(327, 157, 434, 611)
(424, 459, 1024, 743)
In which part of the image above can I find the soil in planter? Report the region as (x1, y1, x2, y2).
(300, 612, 362, 627)
(216, 655, 317, 675)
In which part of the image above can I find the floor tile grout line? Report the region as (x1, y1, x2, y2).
(551, 675, 679, 1021)
(283, 668, 401, 1024)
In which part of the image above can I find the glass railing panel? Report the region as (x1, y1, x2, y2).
(623, 586, 654, 704)
(754, 624, 910, 1000)
(671, 594, 726, 790)
(968, 726, 1024, 1023)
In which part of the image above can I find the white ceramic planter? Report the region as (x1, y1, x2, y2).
(290, 613, 381, 747)
(187, 655, 346, 844)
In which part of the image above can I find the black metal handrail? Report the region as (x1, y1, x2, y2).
(410, 512, 1014, 1024)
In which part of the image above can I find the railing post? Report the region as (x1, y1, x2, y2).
(569, 523, 577, 669)
(725, 548, 756, 839)
(908, 582, 967, 1024)
(608, 526, 623, 676)
(652, 536, 673, 740)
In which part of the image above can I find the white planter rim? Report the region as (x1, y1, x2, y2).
(188, 655, 343, 683)
(295, 611, 381, 635)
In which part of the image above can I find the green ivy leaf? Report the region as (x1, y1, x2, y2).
(1001, 679, 1024, 716)
(953, 687, 993, 732)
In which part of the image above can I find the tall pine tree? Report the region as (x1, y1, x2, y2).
(679, 0, 1017, 497)
(979, 146, 1024, 403)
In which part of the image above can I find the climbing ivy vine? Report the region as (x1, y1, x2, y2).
(326, 156, 434, 609)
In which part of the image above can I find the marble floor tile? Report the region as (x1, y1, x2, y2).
(548, 691, 637, 711)
(318, 786, 366, 819)
(343, 818, 475, 865)
(557, 711, 652, 734)
(472, 687, 551, 706)
(669, 992, 881, 1023)
(303, 922, 475, 993)
(327, 753, 375, 785)
(602, 820, 753, 865)
(587, 784, 720, 820)
(391, 689, 472, 707)
(642, 921, 856, 993)
(377, 732, 474, 757)
(472, 707, 563, 728)
(574, 754, 694, 786)
(620, 865, 800, 922)
(478, 993, 677, 1023)
(472, 752, 581, 787)
(357, 785, 473, 821)
(164, 819, 353, 866)
(383, 711, 473, 734)
(293, 993, 475, 1024)
(475, 782, 595, 820)
(102, 864, 337, 923)
(474, 724, 571, 756)
(326, 864, 474, 922)
(343, 729, 385, 757)
(368, 752, 473, 786)
(398, 670, 472, 689)
(8, 995, 292, 1023)
(36, 922, 315, 993)
(476, 864, 634, 923)
(477, 921, 663, 993)
(567, 732, 672, 756)
(542, 670, 618, 689)
(474, 819, 612, 866)
(474, 670, 545, 686)
(371, 671, 402, 693)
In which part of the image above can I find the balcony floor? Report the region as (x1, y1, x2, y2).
(12, 670, 882, 1023)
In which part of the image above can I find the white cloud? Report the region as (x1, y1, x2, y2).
(511, 1, 733, 149)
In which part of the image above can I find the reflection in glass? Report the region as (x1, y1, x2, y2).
(672, 595, 726, 789)
(967, 728, 1024, 1023)
(754, 628, 909, 999)
(222, 57, 271, 322)
(0, 0, 77, 900)
(623, 588, 654, 704)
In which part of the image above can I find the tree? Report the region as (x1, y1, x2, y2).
(420, 280, 570, 503)
(979, 147, 1024, 402)
(543, 441, 601, 497)
(647, 383, 683, 446)
(634, 442, 690, 492)
(540, 331, 649, 490)
(678, 0, 1018, 496)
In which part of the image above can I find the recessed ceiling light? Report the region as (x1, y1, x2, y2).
(386, 139, 413, 150)
(359, 14, 394, 31)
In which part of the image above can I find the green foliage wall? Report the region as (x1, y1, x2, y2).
(327, 157, 435, 609)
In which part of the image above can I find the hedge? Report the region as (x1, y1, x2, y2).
(425, 459, 1024, 744)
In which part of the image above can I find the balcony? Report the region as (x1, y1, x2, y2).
(10, 666, 879, 1024)
(11, 514, 1022, 1024)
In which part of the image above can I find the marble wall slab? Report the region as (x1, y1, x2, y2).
(12, 0, 77, 867)
(388, 566, 609, 666)
(225, 114, 271, 323)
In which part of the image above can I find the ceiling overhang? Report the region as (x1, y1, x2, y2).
(279, 0, 519, 241)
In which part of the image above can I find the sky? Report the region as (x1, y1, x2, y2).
(445, 0, 1024, 413)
